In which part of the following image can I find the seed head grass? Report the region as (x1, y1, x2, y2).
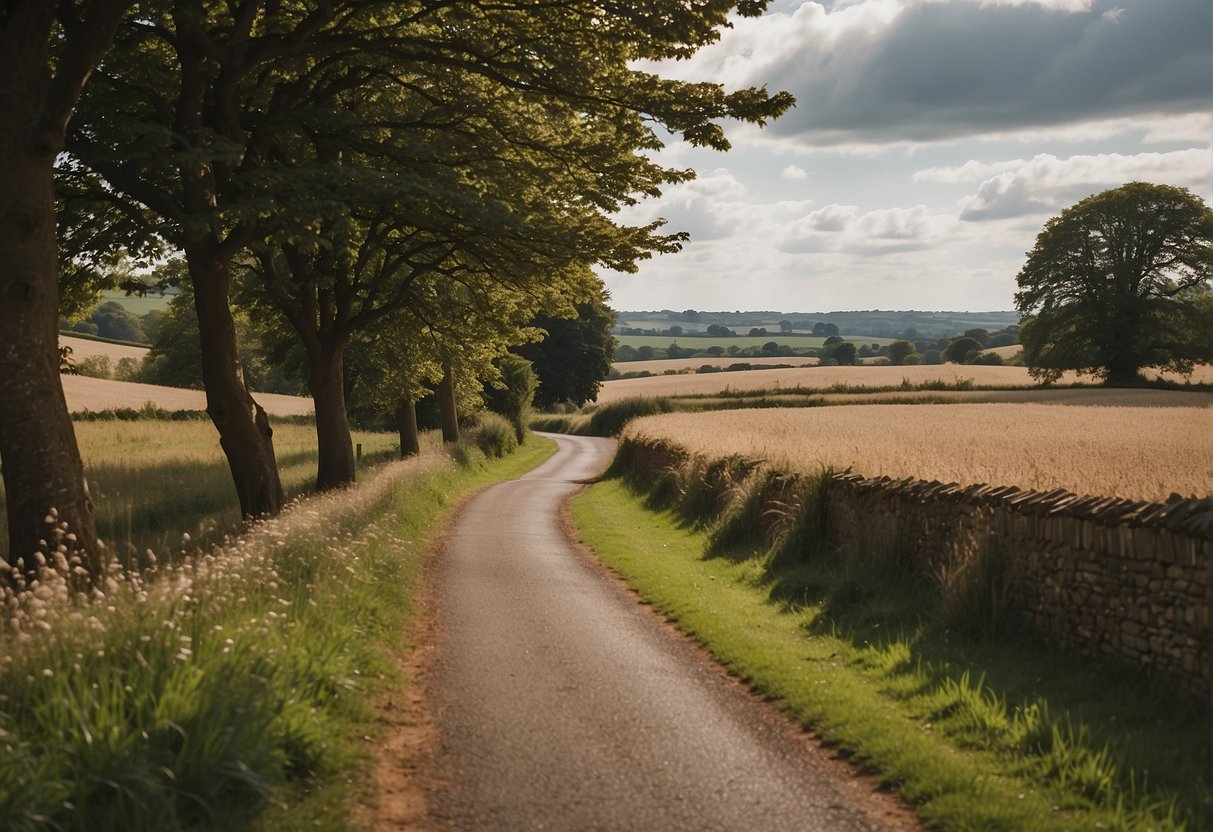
(0, 420, 404, 564)
(0, 423, 557, 830)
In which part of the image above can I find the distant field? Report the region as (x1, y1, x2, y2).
(62, 374, 313, 416)
(685, 388, 1213, 409)
(598, 364, 1051, 402)
(615, 333, 897, 351)
(614, 356, 820, 374)
(624, 403, 1213, 502)
(61, 334, 150, 363)
(984, 344, 1022, 359)
(596, 363, 1213, 402)
(95, 289, 174, 316)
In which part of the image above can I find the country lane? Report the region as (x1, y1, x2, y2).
(423, 432, 916, 831)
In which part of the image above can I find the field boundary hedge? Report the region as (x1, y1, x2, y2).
(613, 436, 1212, 699)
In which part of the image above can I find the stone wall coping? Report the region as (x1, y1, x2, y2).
(829, 472, 1212, 539)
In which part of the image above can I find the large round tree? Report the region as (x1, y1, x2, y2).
(1015, 182, 1213, 384)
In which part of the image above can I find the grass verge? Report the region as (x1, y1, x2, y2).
(0, 433, 556, 831)
(570, 476, 1210, 831)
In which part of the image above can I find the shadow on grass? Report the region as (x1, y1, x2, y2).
(769, 539, 1206, 827)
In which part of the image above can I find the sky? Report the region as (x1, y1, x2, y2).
(599, 0, 1213, 313)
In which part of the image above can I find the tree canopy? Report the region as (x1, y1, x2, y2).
(58, 0, 794, 499)
(514, 286, 617, 409)
(1015, 182, 1213, 384)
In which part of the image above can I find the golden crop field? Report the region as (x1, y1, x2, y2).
(60, 334, 149, 363)
(62, 374, 313, 416)
(684, 388, 1213, 409)
(624, 403, 1213, 502)
(597, 363, 1213, 403)
(598, 364, 1055, 402)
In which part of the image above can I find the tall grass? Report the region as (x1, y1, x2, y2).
(0, 423, 555, 830)
(529, 396, 675, 437)
(0, 419, 404, 564)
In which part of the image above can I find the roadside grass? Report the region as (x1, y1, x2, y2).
(0, 425, 555, 831)
(571, 476, 1210, 831)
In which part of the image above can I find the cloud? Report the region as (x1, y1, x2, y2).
(782, 203, 956, 254)
(782, 164, 809, 179)
(647, 0, 1212, 147)
(939, 149, 1213, 220)
(618, 168, 758, 242)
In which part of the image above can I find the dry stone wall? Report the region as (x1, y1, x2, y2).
(616, 436, 1212, 700)
(827, 476, 1212, 699)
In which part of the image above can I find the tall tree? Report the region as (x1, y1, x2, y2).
(1015, 182, 1213, 384)
(234, 0, 792, 486)
(0, 1, 132, 578)
(66, 0, 792, 503)
(515, 284, 618, 409)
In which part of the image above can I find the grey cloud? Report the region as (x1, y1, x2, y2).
(765, 0, 1212, 144)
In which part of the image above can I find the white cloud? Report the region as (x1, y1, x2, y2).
(782, 203, 958, 254)
(782, 164, 808, 179)
(949, 149, 1213, 219)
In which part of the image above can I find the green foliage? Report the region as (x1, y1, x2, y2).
(138, 282, 305, 396)
(483, 354, 539, 444)
(88, 300, 148, 343)
(826, 341, 858, 365)
(586, 397, 675, 437)
(74, 354, 113, 379)
(515, 292, 617, 409)
(1015, 182, 1213, 384)
(944, 336, 983, 364)
(60, 0, 794, 451)
(466, 412, 520, 459)
(886, 340, 918, 366)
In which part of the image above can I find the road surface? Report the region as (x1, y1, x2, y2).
(423, 432, 914, 831)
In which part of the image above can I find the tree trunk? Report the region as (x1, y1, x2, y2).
(0, 148, 101, 579)
(190, 255, 284, 519)
(308, 344, 356, 491)
(1105, 305, 1143, 385)
(397, 395, 420, 458)
(438, 362, 460, 443)
(0, 12, 103, 579)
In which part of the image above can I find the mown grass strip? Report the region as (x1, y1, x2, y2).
(0, 433, 555, 831)
(571, 477, 1207, 831)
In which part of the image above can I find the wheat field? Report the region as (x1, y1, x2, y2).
(599, 365, 1064, 402)
(597, 363, 1213, 403)
(60, 334, 149, 363)
(61, 374, 313, 416)
(624, 403, 1213, 502)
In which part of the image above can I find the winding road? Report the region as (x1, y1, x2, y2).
(421, 433, 914, 831)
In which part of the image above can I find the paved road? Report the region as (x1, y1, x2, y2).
(425, 433, 913, 831)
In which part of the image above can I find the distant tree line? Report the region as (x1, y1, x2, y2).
(613, 324, 1021, 368)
